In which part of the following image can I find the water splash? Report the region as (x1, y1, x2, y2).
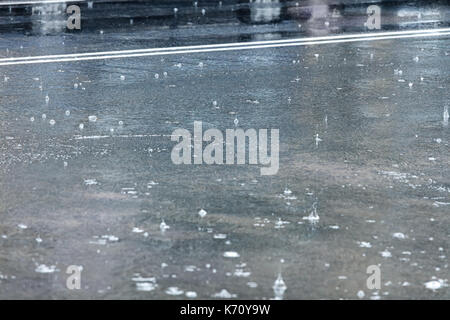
(302, 202, 320, 224)
(185, 291, 197, 298)
(35, 264, 57, 273)
(136, 282, 157, 292)
(443, 106, 449, 126)
(212, 289, 237, 298)
(160, 220, 170, 232)
(273, 273, 287, 300)
(198, 209, 207, 218)
(165, 287, 184, 296)
(223, 251, 240, 258)
(424, 278, 448, 291)
(315, 134, 322, 147)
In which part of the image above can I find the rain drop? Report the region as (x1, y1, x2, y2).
(185, 291, 197, 298)
(160, 220, 170, 232)
(273, 274, 287, 300)
(303, 202, 320, 224)
(198, 209, 207, 218)
(443, 106, 449, 126)
(315, 133, 322, 146)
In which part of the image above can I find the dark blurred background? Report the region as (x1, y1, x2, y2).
(0, 0, 448, 34)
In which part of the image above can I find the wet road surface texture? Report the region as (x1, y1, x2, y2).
(0, 1, 449, 299)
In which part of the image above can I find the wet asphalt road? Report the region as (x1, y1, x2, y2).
(0, 3, 449, 299)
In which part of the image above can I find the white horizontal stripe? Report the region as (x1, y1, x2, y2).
(1, 28, 449, 64)
(0, 30, 449, 66)
(0, 0, 86, 6)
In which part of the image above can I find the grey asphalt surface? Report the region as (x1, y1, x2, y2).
(0, 2, 449, 299)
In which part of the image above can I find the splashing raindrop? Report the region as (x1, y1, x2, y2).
(273, 273, 287, 300)
(198, 209, 207, 218)
(444, 106, 449, 126)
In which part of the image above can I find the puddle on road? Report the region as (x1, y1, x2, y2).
(0, 12, 449, 299)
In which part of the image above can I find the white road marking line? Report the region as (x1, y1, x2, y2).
(0, 30, 449, 66)
(1, 28, 449, 64)
(0, 0, 87, 5)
